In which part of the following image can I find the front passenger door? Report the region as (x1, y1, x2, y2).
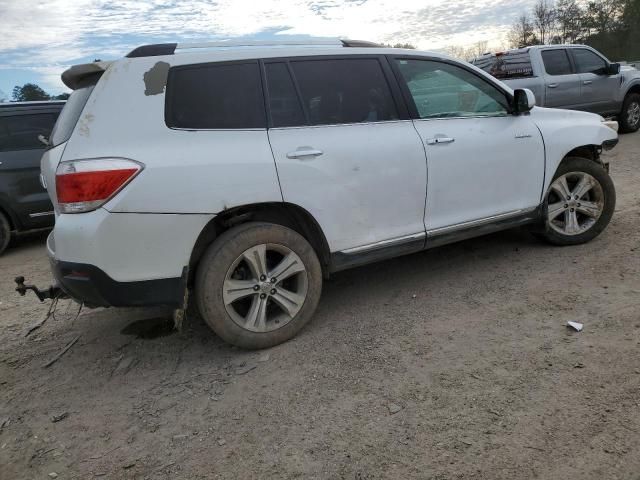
(391, 58, 545, 235)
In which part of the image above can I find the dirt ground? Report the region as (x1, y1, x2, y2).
(1, 134, 639, 480)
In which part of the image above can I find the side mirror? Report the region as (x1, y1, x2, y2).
(606, 62, 621, 75)
(513, 88, 536, 114)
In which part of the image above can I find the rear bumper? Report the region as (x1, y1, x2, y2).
(50, 258, 186, 308)
(46, 209, 214, 307)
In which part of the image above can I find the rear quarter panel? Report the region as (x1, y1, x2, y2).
(59, 56, 283, 214)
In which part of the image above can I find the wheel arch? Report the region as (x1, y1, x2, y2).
(188, 202, 332, 283)
(0, 198, 18, 231)
(625, 83, 640, 98)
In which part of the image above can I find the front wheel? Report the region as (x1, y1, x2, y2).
(195, 222, 322, 349)
(619, 93, 640, 133)
(536, 157, 616, 246)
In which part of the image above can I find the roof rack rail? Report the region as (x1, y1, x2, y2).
(125, 38, 382, 58)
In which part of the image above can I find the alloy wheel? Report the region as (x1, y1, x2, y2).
(628, 101, 640, 129)
(222, 243, 308, 332)
(547, 172, 605, 236)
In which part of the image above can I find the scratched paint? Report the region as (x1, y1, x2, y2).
(143, 61, 170, 96)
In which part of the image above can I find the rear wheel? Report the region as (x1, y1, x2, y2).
(536, 157, 615, 246)
(619, 93, 640, 133)
(195, 222, 322, 349)
(0, 212, 11, 256)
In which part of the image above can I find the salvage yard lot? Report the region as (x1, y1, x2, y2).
(1, 133, 639, 480)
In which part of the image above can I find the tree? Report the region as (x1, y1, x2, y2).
(382, 42, 416, 49)
(533, 0, 557, 44)
(54, 93, 70, 100)
(584, 0, 625, 34)
(12, 83, 50, 102)
(507, 14, 537, 47)
(555, 0, 584, 43)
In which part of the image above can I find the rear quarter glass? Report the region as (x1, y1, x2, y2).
(50, 74, 101, 147)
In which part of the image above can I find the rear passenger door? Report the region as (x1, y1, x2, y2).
(540, 49, 582, 108)
(265, 56, 428, 255)
(0, 109, 58, 229)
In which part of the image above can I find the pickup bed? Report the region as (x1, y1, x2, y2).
(472, 45, 640, 133)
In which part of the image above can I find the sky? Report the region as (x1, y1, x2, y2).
(0, 0, 540, 99)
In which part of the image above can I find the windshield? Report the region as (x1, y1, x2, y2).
(49, 74, 100, 147)
(472, 51, 534, 80)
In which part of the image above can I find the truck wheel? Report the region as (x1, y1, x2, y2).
(536, 157, 615, 246)
(619, 93, 640, 133)
(0, 211, 11, 255)
(195, 222, 322, 349)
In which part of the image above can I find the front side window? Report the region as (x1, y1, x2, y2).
(394, 59, 508, 119)
(289, 58, 399, 126)
(572, 49, 607, 74)
(166, 62, 266, 129)
(541, 49, 573, 76)
(0, 113, 58, 152)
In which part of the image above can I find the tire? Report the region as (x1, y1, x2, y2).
(0, 211, 11, 256)
(195, 222, 323, 349)
(536, 157, 615, 246)
(619, 93, 640, 133)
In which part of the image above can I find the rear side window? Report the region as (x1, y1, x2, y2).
(572, 49, 607, 74)
(0, 113, 58, 152)
(289, 58, 398, 126)
(264, 63, 306, 128)
(50, 74, 100, 147)
(472, 51, 534, 79)
(166, 62, 266, 129)
(542, 50, 573, 76)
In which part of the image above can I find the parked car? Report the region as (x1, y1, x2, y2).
(0, 101, 64, 255)
(38, 39, 618, 349)
(471, 45, 640, 133)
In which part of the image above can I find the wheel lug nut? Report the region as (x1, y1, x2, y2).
(253, 285, 260, 291)
(260, 293, 266, 299)
(270, 289, 277, 295)
(567, 196, 571, 200)
(270, 277, 277, 283)
(564, 204, 568, 208)
(260, 275, 266, 281)
(574, 196, 579, 200)
(577, 203, 581, 207)
(570, 208, 575, 212)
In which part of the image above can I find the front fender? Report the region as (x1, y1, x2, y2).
(530, 107, 618, 193)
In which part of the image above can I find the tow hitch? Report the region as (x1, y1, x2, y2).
(14, 276, 66, 302)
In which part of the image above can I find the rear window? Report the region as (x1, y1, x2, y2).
(472, 51, 534, 79)
(541, 49, 573, 76)
(50, 75, 99, 147)
(289, 58, 399, 126)
(165, 62, 266, 129)
(0, 112, 58, 152)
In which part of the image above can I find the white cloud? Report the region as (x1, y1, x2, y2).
(0, 0, 539, 90)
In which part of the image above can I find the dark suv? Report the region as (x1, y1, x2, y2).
(0, 101, 64, 254)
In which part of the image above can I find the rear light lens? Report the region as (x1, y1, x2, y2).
(56, 158, 143, 213)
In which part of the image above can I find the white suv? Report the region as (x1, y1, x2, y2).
(41, 39, 619, 349)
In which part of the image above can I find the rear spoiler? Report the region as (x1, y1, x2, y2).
(61, 61, 112, 90)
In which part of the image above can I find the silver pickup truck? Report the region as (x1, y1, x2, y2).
(472, 44, 640, 133)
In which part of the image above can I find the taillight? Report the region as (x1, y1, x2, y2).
(56, 158, 143, 213)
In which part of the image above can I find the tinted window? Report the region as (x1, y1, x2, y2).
(50, 74, 99, 147)
(573, 49, 607, 74)
(0, 113, 58, 152)
(166, 62, 266, 129)
(265, 63, 305, 128)
(472, 51, 534, 79)
(542, 50, 573, 75)
(290, 58, 398, 126)
(395, 59, 508, 119)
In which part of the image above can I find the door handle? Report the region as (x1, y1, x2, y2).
(426, 137, 455, 145)
(583, 80, 593, 85)
(286, 148, 324, 159)
(547, 83, 558, 88)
